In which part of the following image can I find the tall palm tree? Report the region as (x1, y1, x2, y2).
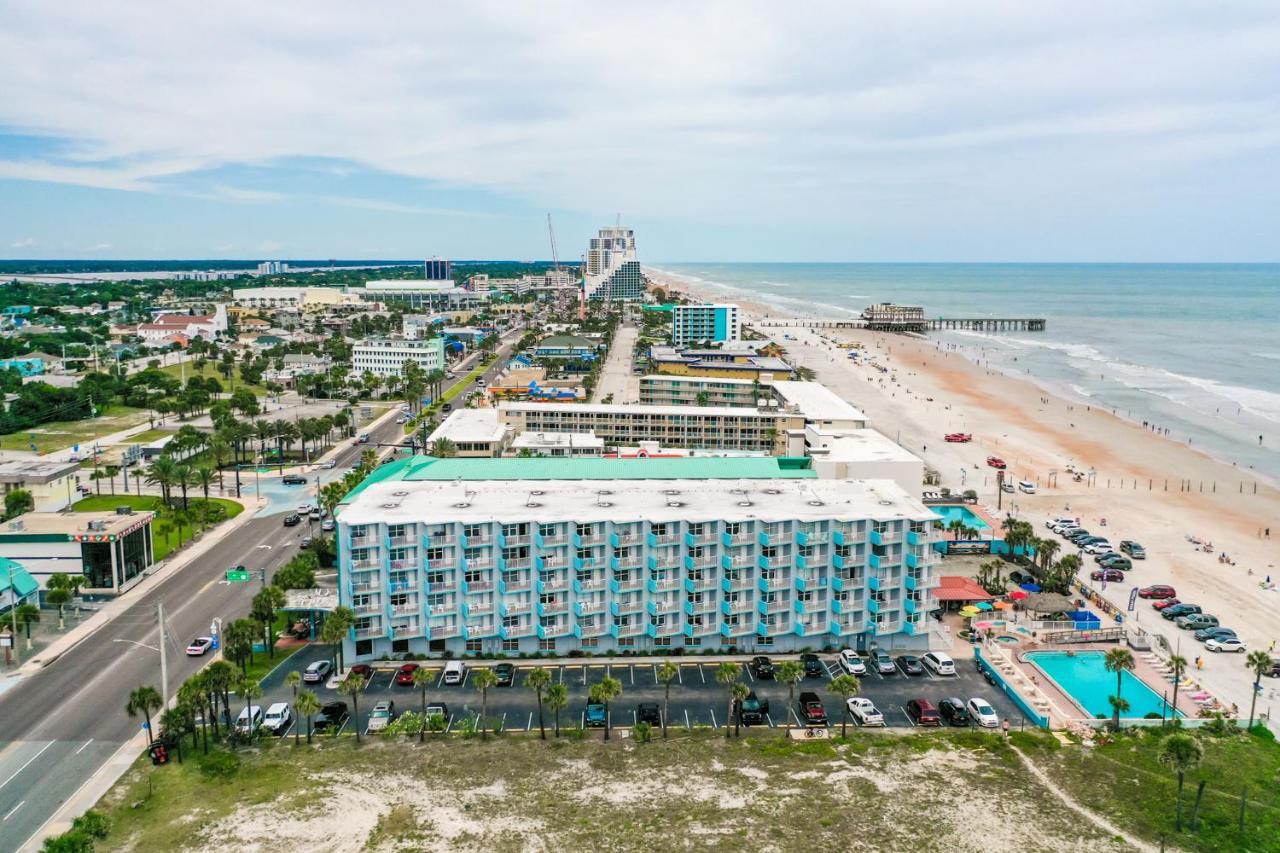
(194, 466, 217, 503)
(146, 457, 179, 506)
(776, 660, 805, 726)
(472, 668, 499, 739)
(413, 665, 434, 743)
(295, 690, 322, 745)
(1104, 647, 1135, 728)
(546, 682, 569, 738)
(285, 670, 302, 746)
(204, 661, 236, 735)
(827, 674, 861, 737)
(656, 661, 678, 739)
(715, 662, 742, 740)
(178, 678, 209, 754)
(1245, 650, 1272, 728)
(13, 603, 39, 651)
(126, 684, 163, 745)
(1158, 733, 1204, 831)
(173, 463, 195, 510)
(1167, 655, 1188, 721)
(588, 676, 623, 741)
(338, 674, 364, 744)
(526, 666, 552, 740)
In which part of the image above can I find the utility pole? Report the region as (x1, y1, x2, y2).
(158, 600, 169, 706)
(7, 562, 20, 666)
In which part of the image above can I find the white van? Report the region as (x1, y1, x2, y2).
(442, 660, 467, 685)
(1018, 481, 1036, 494)
(921, 652, 956, 676)
(235, 705, 264, 734)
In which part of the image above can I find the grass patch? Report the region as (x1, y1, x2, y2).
(0, 404, 150, 453)
(124, 428, 174, 444)
(440, 362, 488, 404)
(235, 639, 306, 687)
(72, 494, 243, 561)
(158, 362, 268, 395)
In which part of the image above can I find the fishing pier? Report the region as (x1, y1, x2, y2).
(757, 304, 1046, 334)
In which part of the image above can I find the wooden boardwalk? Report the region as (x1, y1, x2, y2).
(755, 317, 1046, 332)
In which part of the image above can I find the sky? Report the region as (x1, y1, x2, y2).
(1, 1, 1278, 262)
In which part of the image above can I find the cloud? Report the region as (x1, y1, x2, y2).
(9, 237, 34, 248)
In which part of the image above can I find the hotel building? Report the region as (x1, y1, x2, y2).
(351, 337, 447, 379)
(336, 457, 940, 660)
(582, 226, 644, 302)
(671, 304, 741, 347)
(349, 280, 488, 311)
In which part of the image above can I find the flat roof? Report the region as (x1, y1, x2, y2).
(427, 409, 510, 444)
(500, 401, 794, 420)
(340, 474, 931, 527)
(640, 375, 755, 387)
(807, 427, 920, 463)
(1, 510, 154, 537)
(772, 381, 867, 423)
(0, 459, 80, 482)
(511, 431, 605, 449)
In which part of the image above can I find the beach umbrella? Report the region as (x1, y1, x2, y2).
(975, 601, 994, 611)
(960, 605, 981, 617)
(992, 600, 1011, 610)
(1008, 589, 1029, 601)
(974, 620, 994, 630)
(1020, 583, 1042, 593)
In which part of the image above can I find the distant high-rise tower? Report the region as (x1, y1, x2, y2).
(582, 225, 643, 302)
(424, 257, 452, 281)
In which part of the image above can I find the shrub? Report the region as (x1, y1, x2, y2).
(40, 831, 93, 853)
(195, 749, 241, 780)
(71, 810, 110, 839)
(633, 721, 652, 743)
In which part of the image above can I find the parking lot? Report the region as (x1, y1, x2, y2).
(254, 646, 1026, 738)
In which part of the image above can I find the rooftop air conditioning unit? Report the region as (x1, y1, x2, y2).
(115, 506, 135, 515)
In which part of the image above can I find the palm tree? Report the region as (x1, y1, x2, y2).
(588, 676, 623, 741)
(3, 488, 34, 520)
(546, 682, 569, 737)
(338, 673, 365, 744)
(173, 463, 195, 510)
(126, 684, 163, 745)
(178, 678, 209, 754)
(320, 607, 355, 673)
(45, 572, 73, 630)
(210, 438, 232, 490)
(1246, 650, 1272, 728)
(238, 677, 263, 736)
(1108, 695, 1131, 725)
(13, 603, 40, 651)
(204, 661, 236, 735)
(730, 681, 750, 737)
(1036, 538, 1060, 572)
(1158, 732, 1204, 831)
(472, 668, 499, 739)
(251, 585, 286, 659)
(1167, 655, 1188, 721)
(295, 690, 322, 744)
(158, 706, 193, 763)
(1104, 648, 1135, 728)
(413, 665, 434, 743)
(776, 660, 805, 726)
(526, 666, 552, 740)
(146, 457, 179, 506)
(827, 674, 861, 737)
(430, 437, 457, 458)
(194, 465, 217, 503)
(715, 662, 742, 740)
(656, 660, 678, 739)
(947, 518, 965, 541)
(285, 671, 302, 745)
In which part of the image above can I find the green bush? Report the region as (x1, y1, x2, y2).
(41, 831, 93, 853)
(195, 749, 241, 780)
(71, 810, 110, 839)
(383, 711, 424, 736)
(633, 721, 652, 743)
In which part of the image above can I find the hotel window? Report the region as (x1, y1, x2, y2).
(388, 524, 409, 539)
(725, 522, 743, 536)
(351, 548, 371, 563)
(502, 615, 520, 628)
(576, 548, 592, 561)
(466, 639, 482, 653)
(502, 639, 519, 652)
(688, 523, 705, 536)
(502, 546, 528, 561)
(350, 525, 369, 539)
(539, 638, 557, 652)
(538, 523, 558, 538)
(426, 547, 446, 563)
(389, 547, 413, 563)
(575, 523, 593, 537)
(651, 522, 669, 537)
(426, 571, 447, 587)
(464, 524, 485, 538)
(502, 522, 528, 537)
(390, 592, 409, 607)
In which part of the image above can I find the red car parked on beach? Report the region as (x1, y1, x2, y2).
(945, 433, 972, 443)
(986, 456, 1007, 469)
(1139, 585, 1177, 600)
(1151, 598, 1181, 611)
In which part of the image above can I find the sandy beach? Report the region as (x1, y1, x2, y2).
(649, 267, 1280, 726)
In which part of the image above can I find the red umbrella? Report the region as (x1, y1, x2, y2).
(1008, 589, 1029, 600)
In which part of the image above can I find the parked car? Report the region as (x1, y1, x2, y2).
(1162, 603, 1202, 620)
(282, 474, 308, 485)
(1008, 570, 1034, 586)
(798, 692, 828, 726)
(905, 698, 941, 727)
(302, 660, 332, 683)
(442, 660, 466, 685)
(368, 700, 395, 732)
(263, 702, 293, 736)
(986, 456, 1007, 469)
(1120, 540, 1146, 559)
(1093, 551, 1122, 564)
(185, 636, 213, 656)
(1082, 541, 1114, 555)
(312, 701, 347, 732)
(839, 649, 867, 675)
(1194, 626, 1237, 642)
(584, 702, 607, 728)
(938, 697, 971, 727)
(321, 519, 336, 532)
(425, 703, 449, 722)
(846, 697, 884, 726)
(282, 513, 302, 527)
(1046, 517, 1075, 531)
(896, 655, 925, 676)
(1177, 613, 1219, 631)
(1001, 481, 1016, 494)
(921, 652, 956, 676)
(394, 663, 420, 686)
(1151, 598, 1182, 611)
(494, 663, 516, 687)
(1098, 555, 1133, 571)
(871, 649, 896, 674)
(800, 653, 824, 678)
(738, 691, 770, 725)
(1205, 637, 1246, 653)
(235, 705, 264, 734)
(944, 433, 972, 443)
(637, 703, 662, 726)
(1017, 481, 1036, 494)
(320, 459, 337, 469)
(1090, 568, 1125, 583)
(967, 697, 1000, 728)
(348, 663, 373, 680)
(749, 656, 775, 679)
(1139, 585, 1177, 599)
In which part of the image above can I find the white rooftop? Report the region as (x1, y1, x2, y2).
(428, 409, 510, 445)
(0, 459, 80, 481)
(641, 374, 755, 387)
(340, 476, 935, 527)
(500, 401, 794, 420)
(511, 431, 605, 450)
(361, 279, 455, 290)
(806, 427, 922, 464)
(770, 381, 867, 424)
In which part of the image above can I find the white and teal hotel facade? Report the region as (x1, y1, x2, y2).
(335, 456, 941, 661)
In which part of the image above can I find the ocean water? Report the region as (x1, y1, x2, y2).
(652, 263, 1280, 482)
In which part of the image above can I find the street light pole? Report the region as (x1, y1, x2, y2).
(7, 563, 20, 666)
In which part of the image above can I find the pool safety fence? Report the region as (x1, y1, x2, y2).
(974, 645, 1050, 729)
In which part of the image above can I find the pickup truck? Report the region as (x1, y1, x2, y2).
(798, 691, 828, 727)
(738, 691, 770, 726)
(846, 697, 884, 727)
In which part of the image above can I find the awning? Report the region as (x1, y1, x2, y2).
(934, 575, 997, 602)
(0, 557, 39, 600)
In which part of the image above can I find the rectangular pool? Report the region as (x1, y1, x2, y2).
(930, 505, 989, 530)
(1026, 650, 1178, 719)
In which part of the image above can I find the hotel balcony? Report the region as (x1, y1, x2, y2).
(390, 603, 420, 616)
(462, 579, 495, 595)
(389, 534, 417, 547)
(432, 623, 462, 638)
(611, 600, 645, 616)
(355, 626, 383, 640)
(352, 559, 382, 570)
(616, 622, 647, 638)
(350, 580, 379, 593)
(575, 600, 607, 616)
(647, 578, 681, 594)
(353, 600, 380, 615)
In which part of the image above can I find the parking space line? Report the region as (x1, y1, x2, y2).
(698, 665, 706, 684)
(282, 720, 296, 738)
(709, 708, 717, 729)
(631, 709, 637, 726)
(385, 671, 398, 689)
(629, 664, 635, 686)
(499, 712, 507, 732)
(789, 708, 802, 728)
(527, 712, 533, 731)
(445, 714, 455, 733)
(684, 709, 691, 730)
(337, 717, 349, 736)
(461, 668, 471, 688)
(436, 670, 447, 688)
(556, 665, 565, 684)
(900, 706, 916, 727)
(743, 666, 755, 683)
(765, 712, 775, 728)
(582, 667, 588, 687)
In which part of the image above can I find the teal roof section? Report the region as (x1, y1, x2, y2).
(340, 455, 814, 504)
(0, 558, 39, 600)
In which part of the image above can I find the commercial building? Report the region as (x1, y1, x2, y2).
(804, 427, 924, 495)
(335, 456, 939, 659)
(532, 334, 600, 360)
(0, 459, 83, 512)
(349, 280, 488, 311)
(769, 381, 867, 430)
(136, 304, 228, 343)
(423, 258, 452, 281)
(351, 337, 447, 379)
(425, 410, 511, 457)
(257, 261, 290, 275)
(0, 355, 48, 377)
(0, 510, 156, 597)
(671, 304, 741, 347)
(638, 375, 761, 407)
(648, 345, 795, 381)
(582, 226, 644, 302)
(485, 368, 584, 402)
(498, 402, 803, 454)
(509, 430, 605, 457)
(232, 286, 366, 312)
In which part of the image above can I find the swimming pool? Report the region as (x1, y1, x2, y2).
(931, 505, 989, 529)
(1026, 651, 1178, 719)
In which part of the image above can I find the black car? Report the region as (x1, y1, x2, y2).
(312, 701, 348, 732)
(637, 703, 662, 726)
(1194, 626, 1237, 642)
(1162, 603, 1202, 621)
(896, 655, 925, 676)
(938, 697, 971, 727)
(749, 656, 775, 679)
(800, 653, 823, 678)
(738, 691, 770, 725)
(282, 474, 308, 485)
(282, 513, 302, 527)
(493, 663, 515, 687)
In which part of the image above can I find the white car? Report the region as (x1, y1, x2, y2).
(846, 697, 884, 727)
(302, 660, 332, 683)
(967, 697, 1000, 728)
(367, 700, 395, 732)
(1205, 637, 1246, 653)
(235, 705, 264, 734)
(1082, 541, 1113, 555)
(297, 503, 312, 513)
(1000, 482, 1015, 493)
(185, 636, 213, 656)
(262, 702, 292, 735)
(1046, 517, 1074, 530)
(320, 460, 337, 469)
(1017, 481, 1036, 494)
(838, 649, 867, 676)
(921, 652, 956, 676)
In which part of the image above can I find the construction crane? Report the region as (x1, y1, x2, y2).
(546, 213, 561, 272)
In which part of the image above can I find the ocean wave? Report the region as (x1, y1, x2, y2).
(1069, 384, 1094, 398)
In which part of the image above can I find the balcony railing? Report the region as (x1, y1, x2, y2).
(352, 559, 381, 570)
(355, 627, 382, 639)
(354, 602, 380, 614)
(389, 559, 415, 570)
(350, 581, 378, 592)
(389, 535, 416, 546)
(391, 603, 419, 616)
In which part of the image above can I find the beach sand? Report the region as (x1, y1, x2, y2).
(649, 268, 1280, 725)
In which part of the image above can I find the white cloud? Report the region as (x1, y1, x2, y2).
(0, 1, 1277, 254)
(9, 237, 35, 248)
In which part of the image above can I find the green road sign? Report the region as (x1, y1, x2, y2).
(226, 570, 251, 583)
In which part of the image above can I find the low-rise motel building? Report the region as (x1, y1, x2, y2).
(335, 456, 939, 660)
(0, 510, 156, 598)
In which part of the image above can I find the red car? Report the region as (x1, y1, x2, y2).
(1138, 585, 1177, 600)
(393, 663, 420, 686)
(945, 433, 972, 443)
(906, 698, 941, 727)
(1151, 598, 1181, 611)
(348, 664, 373, 680)
(1090, 568, 1125, 583)
(986, 456, 1007, 469)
